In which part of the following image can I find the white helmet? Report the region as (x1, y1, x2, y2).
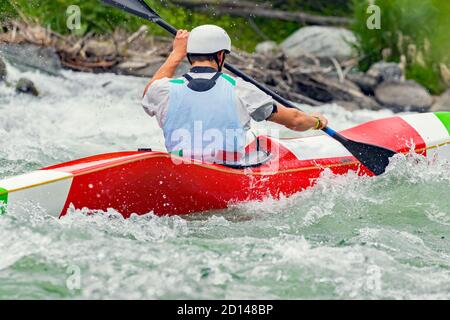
(187, 25, 232, 55)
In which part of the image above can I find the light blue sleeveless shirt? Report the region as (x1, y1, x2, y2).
(163, 73, 246, 162)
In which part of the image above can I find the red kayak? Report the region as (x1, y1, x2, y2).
(0, 112, 449, 217)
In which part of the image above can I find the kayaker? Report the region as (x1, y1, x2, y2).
(142, 25, 329, 164)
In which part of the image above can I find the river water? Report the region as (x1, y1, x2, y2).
(1, 64, 449, 299)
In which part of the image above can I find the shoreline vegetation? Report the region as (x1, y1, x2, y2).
(0, 0, 449, 112)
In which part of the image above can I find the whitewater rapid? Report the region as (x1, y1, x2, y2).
(1, 63, 449, 300)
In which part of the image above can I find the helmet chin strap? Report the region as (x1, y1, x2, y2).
(186, 52, 225, 71)
(214, 52, 225, 72)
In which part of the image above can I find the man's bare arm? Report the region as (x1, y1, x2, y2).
(268, 105, 328, 131)
(143, 30, 189, 96)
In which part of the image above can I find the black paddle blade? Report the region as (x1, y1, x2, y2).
(100, 0, 160, 21)
(341, 139, 397, 175)
(323, 127, 397, 175)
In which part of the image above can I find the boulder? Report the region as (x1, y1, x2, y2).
(16, 78, 39, 96)
(281, 26, 357, 61)
(431, 89, 450, 112)
(346, 72, 378, 95)
(293, 73, 381, 110)
(351, 95, 382, 111)
(0, 43, 62, 77)
(375, 80, 432, 112)
(0, 56, 6, 81)
(367, 62, 403, 83)
(255, 41, 280, 55)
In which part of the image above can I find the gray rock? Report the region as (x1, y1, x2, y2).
(368, 62, 403, 83)
(334, 94, 381, 111)
(0, 56, 6, 81)
(346, 72, 378, 95)
(375, 80, 432, 112)
(281, 26, 357, 61)
(0, 43, 62, 77)
(255, 41, 280, 55)
(16, 78, 39, 96)
(431, 89, 450, 112)
(352, 95, 382, 111)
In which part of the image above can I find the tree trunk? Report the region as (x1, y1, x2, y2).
(171, 0, 353, 26)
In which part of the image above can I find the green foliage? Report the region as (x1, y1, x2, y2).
(0, 1, 16, 20)
(0, 0, 356, 51)
(352, 0, 450, 94)
(0, 0, 304, 51)
(406, 63, 443, 95)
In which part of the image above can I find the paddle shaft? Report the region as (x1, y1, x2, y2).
(154, 19, 344, 140)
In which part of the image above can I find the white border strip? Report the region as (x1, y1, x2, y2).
(0, 170, 73, 192)
(401, 114, 449, 146)
(278, 135, 352, 161)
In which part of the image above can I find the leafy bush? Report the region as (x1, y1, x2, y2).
(352, 0, 450, 94)
(0, 0, 302, 51)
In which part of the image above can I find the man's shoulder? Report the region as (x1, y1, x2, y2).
(144, 77, 172, 97)
(220, 73, 237, 86)
(232, 75, 267, 96)
(231, 75, 260, 90)
(168, 77, 187, 85)
(153, 77, 173, 87)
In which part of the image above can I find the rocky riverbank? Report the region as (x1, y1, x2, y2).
(1, 21, 448, 112)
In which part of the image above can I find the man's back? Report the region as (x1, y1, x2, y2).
(143, 67, 276, 162)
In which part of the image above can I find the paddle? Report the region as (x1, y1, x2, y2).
(100, 0, 397, 175)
